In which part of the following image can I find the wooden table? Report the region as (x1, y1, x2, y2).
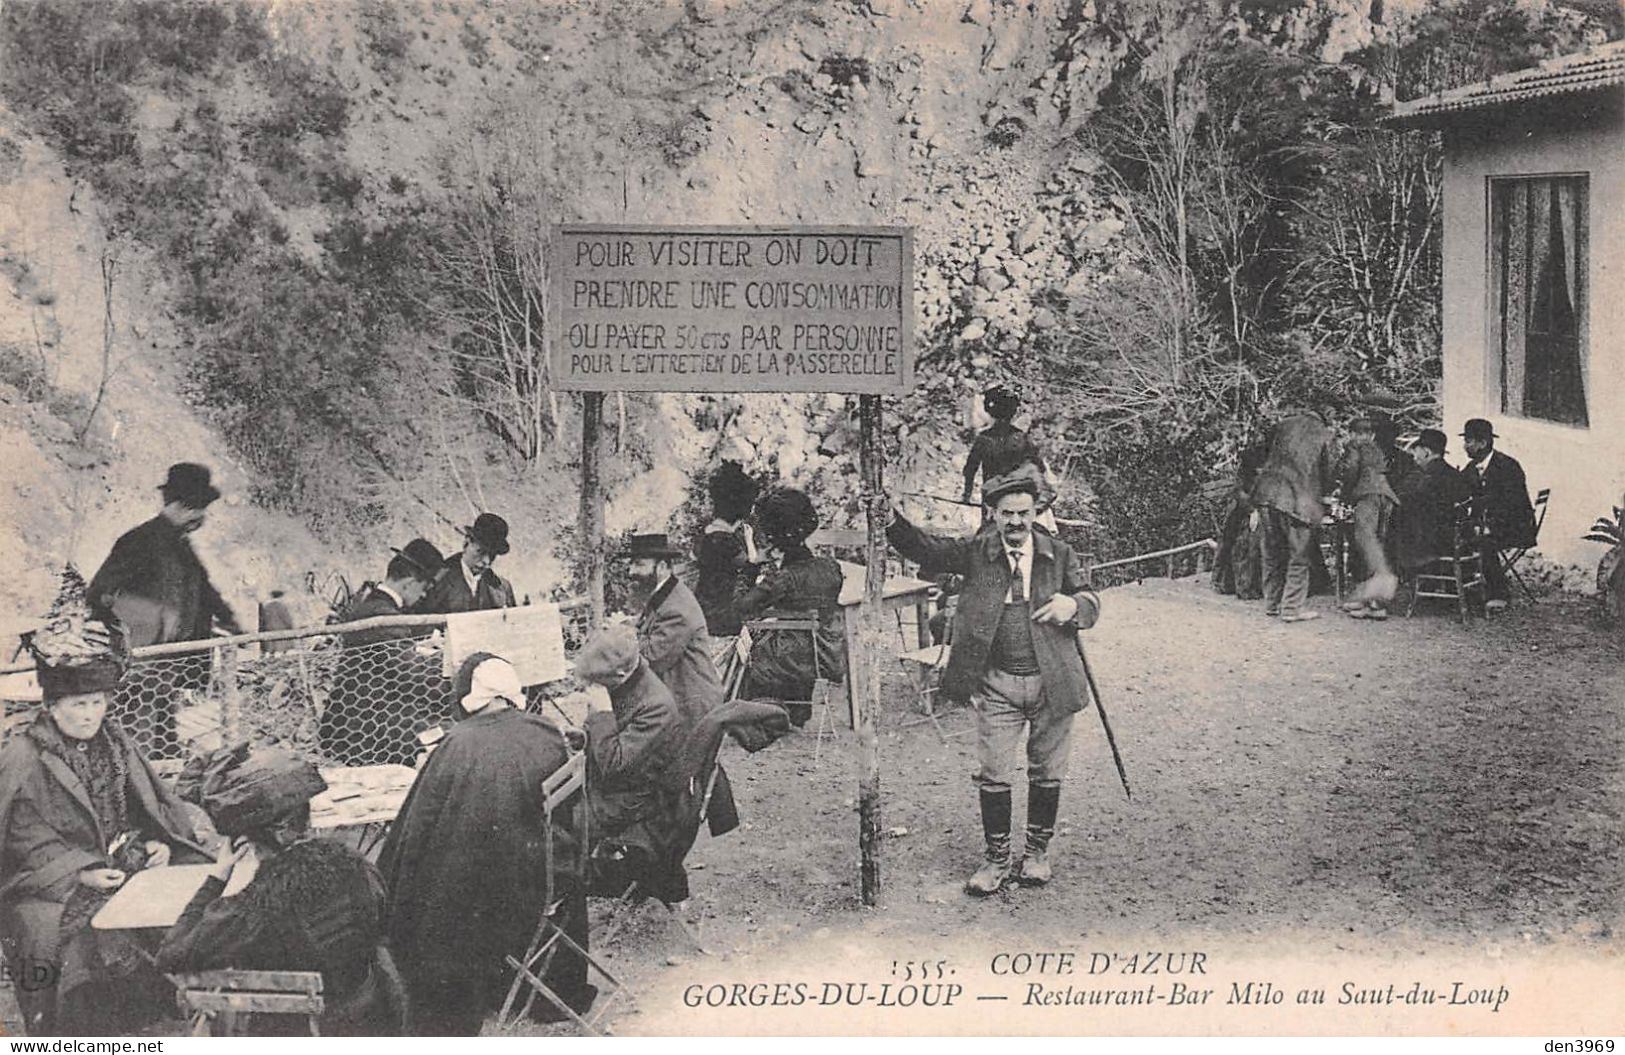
(92, 863, 255, 931)
(836, 560, 935, 648)
(836, 562, 936, 732)
(310, 764, 418, 854)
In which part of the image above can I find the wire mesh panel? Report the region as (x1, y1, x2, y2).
(1, 600, 593, 767)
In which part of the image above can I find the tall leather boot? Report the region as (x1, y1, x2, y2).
(1016, 783, 1060, 886)
(965, 787, 1012, 896)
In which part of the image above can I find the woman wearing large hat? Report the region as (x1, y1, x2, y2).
(156, 747, 405, 1035)
(0, 571, 207, 1034)
(734, 488, 847, 726)
(693, 461, 762, 637)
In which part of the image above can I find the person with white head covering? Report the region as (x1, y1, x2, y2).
(378, 652, 593, 1034)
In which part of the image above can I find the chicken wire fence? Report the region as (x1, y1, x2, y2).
(2, 601, 596, 769)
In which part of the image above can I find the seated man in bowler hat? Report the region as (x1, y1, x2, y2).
(619, 533, 724, 726)
(417, 513, 518, 615)
(322, 539, 449, 766)
(336, 538, 445, 647)
(1391, 428, 1468, 579)
(1459, 418, 1537, 610)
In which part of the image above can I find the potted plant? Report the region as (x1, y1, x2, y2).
(1583, 498, 1623, 623)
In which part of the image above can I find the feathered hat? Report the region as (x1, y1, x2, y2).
(20, 565, 129, 699)
(755, 487, 819, 547)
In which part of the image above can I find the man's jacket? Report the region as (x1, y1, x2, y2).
(887, 515, 1100, 710)
(1463, 450, 1537, 549)
(585, 661, 684, 838)
(88, 515, 237, 647)
(415, 555, 516, 615)
(637, 577, 724, 726)
(1392, 459, 1468, 572)
(1338, 437, 1398, 504)
(1253, 414, 1334, 525)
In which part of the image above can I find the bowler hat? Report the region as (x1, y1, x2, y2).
(159, 463, 221, 508)
(1414, 428, 1447, 455)
(463, 512, 511, 555)
(391, 538, 445, 580)
(1461, 418, 1497, 441)
(618, 533, 685, 561)
(981, 464, 1043, 507)
(576, 624, 641, 687)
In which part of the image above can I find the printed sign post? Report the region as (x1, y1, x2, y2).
(551, 223, 913, 907)
(550, 224, 912, 394)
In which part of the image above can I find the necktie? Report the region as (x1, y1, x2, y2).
(1009, 552, 1026, 603)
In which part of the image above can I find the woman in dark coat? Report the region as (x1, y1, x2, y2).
(156, 751, 404, 1035)
(378, 654, 592, 1035)
(0, 615, 204, 1035)
(692, 461, 761, 638)
(736, 488, 846, 726)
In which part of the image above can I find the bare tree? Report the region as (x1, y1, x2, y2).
(415, 111, 563, 466)
(74, 249, 120, 445)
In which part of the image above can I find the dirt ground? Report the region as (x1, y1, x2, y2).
(535, 577, 1624, 1036)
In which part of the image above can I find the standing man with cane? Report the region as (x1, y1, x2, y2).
(885, 466, 1103, 895)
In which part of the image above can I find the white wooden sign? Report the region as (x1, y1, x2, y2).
(442, 603, 568, 686)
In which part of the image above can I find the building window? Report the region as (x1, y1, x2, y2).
(1490, 176, 1588, 427)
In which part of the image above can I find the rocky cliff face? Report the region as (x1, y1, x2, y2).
(1, 0, 1397, 632)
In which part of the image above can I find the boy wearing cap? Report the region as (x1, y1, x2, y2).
(1460, 419, 1536, 609)
(416, 512, 518, 615)
(887, 469, 1101, 895)
(575, 625, 684, 844)
(962, 387, 1047, 506)
(1336, 417, 1399, 619)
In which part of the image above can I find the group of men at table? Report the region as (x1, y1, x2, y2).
(1217, 413, 1539, 621)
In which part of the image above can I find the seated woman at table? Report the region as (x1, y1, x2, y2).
(735, 487, 846, 727)
(0, 601, 204, 1036)
(156, 749, 404, 1035)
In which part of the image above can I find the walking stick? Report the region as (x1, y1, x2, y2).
(899, 490, 979, 507)
(1076, 632, 1131, 800)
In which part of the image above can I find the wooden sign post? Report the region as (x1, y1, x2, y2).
(551, 224, 913, 906)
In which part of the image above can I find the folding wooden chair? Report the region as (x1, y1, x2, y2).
(715, 630, 750, 704)
(1406, 497, 1488, 625)
(594, 729, 731, 954)
(169, 969, 324, 1036)
(499, 751, 628, 1034)
(1501, 487, 1550, 603)
(896, 641, 954, 741)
